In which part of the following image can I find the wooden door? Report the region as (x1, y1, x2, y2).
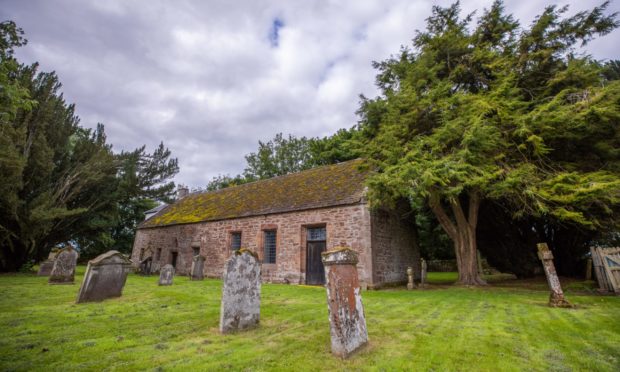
(171, 252, 178, 268)
(306, 240, 326, 285)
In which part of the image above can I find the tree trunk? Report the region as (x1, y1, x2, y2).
(429, 190, 487, 286)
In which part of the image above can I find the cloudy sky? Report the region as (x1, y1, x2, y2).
(2, 0, 619, 188)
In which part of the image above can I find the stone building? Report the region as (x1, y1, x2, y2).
(131, 159, 418, 288)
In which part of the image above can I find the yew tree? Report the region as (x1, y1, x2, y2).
(362, 1, 619, 285)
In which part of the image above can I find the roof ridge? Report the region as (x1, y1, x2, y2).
(188, 158, 364, 197)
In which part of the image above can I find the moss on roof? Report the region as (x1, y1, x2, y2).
(140, 159, 368, 228)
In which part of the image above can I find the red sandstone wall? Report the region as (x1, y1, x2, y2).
(131, 204, 375, 285)
(370, 205, 419, 287)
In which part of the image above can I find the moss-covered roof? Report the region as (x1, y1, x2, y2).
(140, 159, 368, 228)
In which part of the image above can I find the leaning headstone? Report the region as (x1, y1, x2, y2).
(537, 243, 572, 308)
(190, 255, 205, 280)
(406, 266, 415, 290)
(219, 249, 261, 334)
(139, 256, 153, 276)
(158, 264, 175, 286)
(76, 250, 133, 303)
(48, 245, 78, 284)
(37, 250, 59, 276)
(322, 247, 368, 358)
(420, 258, 428, 289)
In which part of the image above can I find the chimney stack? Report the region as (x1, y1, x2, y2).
(177, 184, 189, 199)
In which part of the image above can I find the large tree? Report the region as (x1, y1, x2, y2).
(106, 143, 179, 257)
(361, 1, 619, 285)
(0, 60, 119, 270)
(205, 129, 361, 190)
(0, 21, 179, 268)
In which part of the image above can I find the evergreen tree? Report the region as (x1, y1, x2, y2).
(107, 143, 178, 257)
(0, 59, 119, 270)
(360, 1, 619, 285)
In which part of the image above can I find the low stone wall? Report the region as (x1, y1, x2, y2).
(427, 260, 457, 272)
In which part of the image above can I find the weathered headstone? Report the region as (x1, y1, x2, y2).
(158, 264, 175, 286)
(537, 243, 572, 308)
(219, 249, 261, 334)
(76, 250, 133, 303)
(139, 256, 153, 276)
(322, 247, 368, 358)
(190, 255, 205, 280)
(37, 250, 58, 276)
(420, 258, 428, 289)
(406, 266, 415, 290)
(48, 245, 78, 284)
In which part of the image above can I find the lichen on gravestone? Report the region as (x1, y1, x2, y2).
(219, 250, 261, 334)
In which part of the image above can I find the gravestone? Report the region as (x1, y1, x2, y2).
(48, 245, 79, 284)
(406, 266, 415, 290)
(139, 256, 153, 276)
(219, 250, 261, 334)
(420, 258, 428, 289)
(321, 247, 368, 358)
(37, 250, 58, 276)
(190, 255, 205, 281)
(158, 264, 175, 286)
(76, 250, 133, 303)
(537, 243, 572, 308)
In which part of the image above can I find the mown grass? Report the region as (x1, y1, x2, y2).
(0, 268, 619, 371)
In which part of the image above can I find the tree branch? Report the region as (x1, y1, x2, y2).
(429, 191, 458, 240)
(468, 190, 480, 230)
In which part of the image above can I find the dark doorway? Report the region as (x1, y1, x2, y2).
(171, 252, 178, 268)
(306, 227, 326, 285)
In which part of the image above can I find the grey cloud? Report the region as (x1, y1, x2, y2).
(2, 0, 618, 188)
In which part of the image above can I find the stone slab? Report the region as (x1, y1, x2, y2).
(37, 260, 55, 276)
(219, 250, 261, 334)
(537, 243, 571, 308)
(190, 255, 205, 281)
(322, 247, 368, 358)
(158, 264, 175, 286)
(76, 250, 132, 303)
(49, 245, 78, 284)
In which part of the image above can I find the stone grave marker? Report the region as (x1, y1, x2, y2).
(158, 264, 175, 286)
(406, 266, 415, 290)
(190, 255, 205, 281)
(37, 250, 59, 276)
(139, 256, 153, 276)
(420, 258, 428, 289)
(76, 250, 133, 303)
(321, 247, 368, 358)
(219, 249, 261, 334)
(48, 245, 79, 284)
(537, 243, 572, 308)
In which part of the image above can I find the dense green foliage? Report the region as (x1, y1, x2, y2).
(205, 129, 361, 190)
(358, 1, 620, 283)
(0, 270, 618, 370)
(0, 22, 178, 270)
(97, 143, 178, 258)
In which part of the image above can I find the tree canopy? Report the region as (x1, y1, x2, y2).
(359, 1, 619, 284)
(0, 21, 178, 270)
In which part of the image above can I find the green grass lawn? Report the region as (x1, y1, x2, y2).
(0, 269, 619, 371)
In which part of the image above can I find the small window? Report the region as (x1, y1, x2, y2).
(263, 230, 277, 264)
(156, 248, 162, 261)
(192, 247, 200, 256)
(307, 227, 326, 242)
(231, 232, 242, 251)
